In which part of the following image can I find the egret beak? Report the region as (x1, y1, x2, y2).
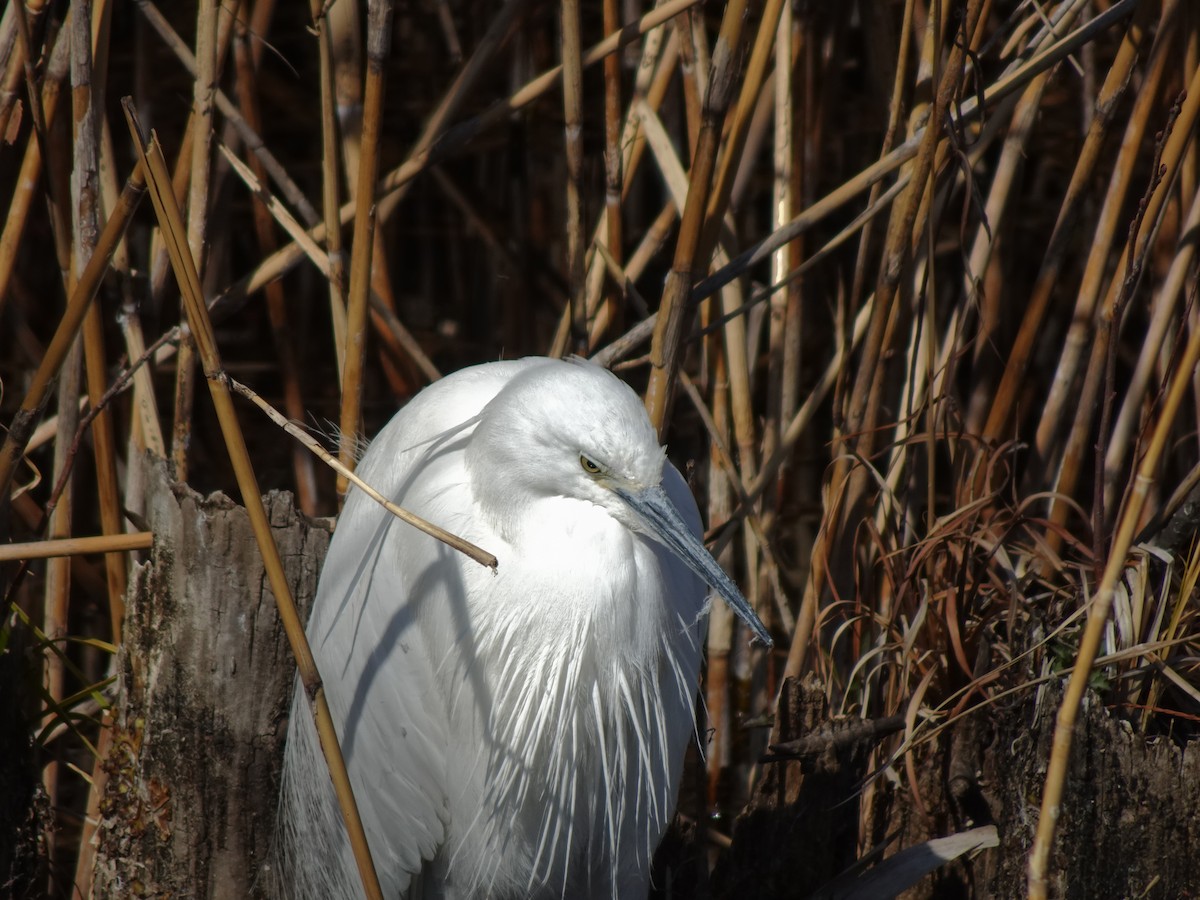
(617, 485, 773, 647)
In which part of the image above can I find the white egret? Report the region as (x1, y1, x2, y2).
(277, 357, 770, 899)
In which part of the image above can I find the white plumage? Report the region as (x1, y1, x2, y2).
(277, 357, 768, 899)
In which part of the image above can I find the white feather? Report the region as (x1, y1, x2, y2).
(276, 358, 723, 899)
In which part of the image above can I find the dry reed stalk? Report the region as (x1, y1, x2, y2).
(561, 0, 586, 354)
(762, 7, 794, 476)
(1047, 63, 1200, 549)
(233, 19, 319, 516)
(72, 0, 127, 642)
(214, 0, 701, 317)
(72, 708, 113, 894)
(959, 67, 1056, 434)
(329, 0, 362, 186)
(552, 27, 680, 358)
(98, 112, 165, 462)
(135, 0, 316, 226)
(338, 0, 392, 499)
(0, 163, 146, 498)
(645, 0, 750, 436)
(1028, 269, 1200, 900)
(214, 137, 439, 391)
(144, 0, 242, 308)
(0, 2, 45, 142)
(0, 11, 70, 312)
(122, 98, 384, 900)
(1105, 180, 1200, 509)
(1032, 4, 1175, 469)
(981, 0, 1159, 445)
(310, 0, 348, 383)
(366, 219, 409, 397)
(696, 0, 1137, 314)
(789, 0, 911, 683)
(705, 0, 787, 664)
(599, 0, 623, 341)
(0, 532, 154, 563)
(42, 338, 83, 898)
(831, 0, 986, 622)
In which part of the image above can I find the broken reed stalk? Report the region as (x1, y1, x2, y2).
(225, 376, 497, 570)
(645, 0, 750, 437)
(121, 99, 384, 900)
(338, 0, 392, 499)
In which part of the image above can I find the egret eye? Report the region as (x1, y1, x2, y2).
(580, 454, 602, 475)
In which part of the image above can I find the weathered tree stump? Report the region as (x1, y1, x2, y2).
(90, 458, 329, 899)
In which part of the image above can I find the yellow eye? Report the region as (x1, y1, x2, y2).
(580, 454, 602, 475)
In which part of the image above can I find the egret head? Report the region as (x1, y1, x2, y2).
(467, 358, 772, 646)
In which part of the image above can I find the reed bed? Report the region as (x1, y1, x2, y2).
(2, 0, 1198, 896)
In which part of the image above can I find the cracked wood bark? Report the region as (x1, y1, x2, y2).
(90, 458, 329, 899)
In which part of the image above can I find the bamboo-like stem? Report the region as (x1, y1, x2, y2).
(0, 532, 154, 563)
(0, 3, 45, 142)
(122, 98, 384, 900)
(98, 104, 165, 461)
(698, 0, 785, 262)
(338, 0, 392, 499)
(215, 139, 441, 390)
(702, 0, 786, 650)
(145, 0, 241, 308)
(561, 0, 586, 353)
(693, 0, 1138, 311)
(645, 0, 750, 436)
